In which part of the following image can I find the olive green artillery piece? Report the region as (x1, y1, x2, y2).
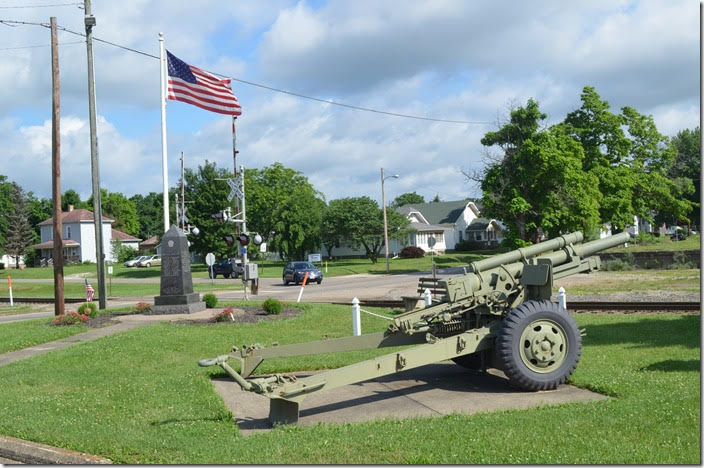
(199, 231, 631, 425)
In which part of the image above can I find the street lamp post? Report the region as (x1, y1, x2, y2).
(381, 168, 399, 273)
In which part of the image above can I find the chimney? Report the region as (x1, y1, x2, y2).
(68, 204, 74, 212)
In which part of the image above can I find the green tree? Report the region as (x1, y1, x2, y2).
(4, 184, 35, 268)
(325, 196, 412, 263)
(480, 99, 601, 243)
(320, 199, 346, 259)
(182, 161, 233, 259)
(0, 175, 15, 254)
(392, 192, 425, 207)
(61, 189, 86, 211)
(272, 190, 325, 261)
(130, 192, 164, 240)
(668, 127, 700, 227)
(564, 87, 694, 228)
(88, 189, 140, 236)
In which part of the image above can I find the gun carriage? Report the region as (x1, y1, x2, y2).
(199, 231, 631, 425)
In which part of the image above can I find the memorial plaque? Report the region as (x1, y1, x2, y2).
(149, 225, 205, 314)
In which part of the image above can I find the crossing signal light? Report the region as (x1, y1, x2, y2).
(223, 235, 235, 246)
(238, 233, 250, 246)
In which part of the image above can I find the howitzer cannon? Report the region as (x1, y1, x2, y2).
(199, 231, 631, 425)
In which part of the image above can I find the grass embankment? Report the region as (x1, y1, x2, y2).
(554, 268, 700, 294)
(0, 302, 698, 464)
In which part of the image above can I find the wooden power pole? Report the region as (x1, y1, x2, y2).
(50, 16, 64, 316)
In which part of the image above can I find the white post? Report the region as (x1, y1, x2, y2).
(159, 32, 169, 232)
(296, 272, 308, 303)
(423, 288, 432, 307)
(558, 286, 567, 309)
(7, 276, 13, 307)
(352, 297, 361, 336)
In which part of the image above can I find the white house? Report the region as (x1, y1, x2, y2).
(111, 229, 142, 251)
(32, 207, 130, 264)
(393, 200, 504, 253)
(323, 199, 504, 258)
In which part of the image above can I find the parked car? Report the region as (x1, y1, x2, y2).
(137, 255, 161, 267)
(209, 258, 243, 279)
(124, 255, 148, 267)
(671, 231, 688, 241)
(282, 261, 323, 285)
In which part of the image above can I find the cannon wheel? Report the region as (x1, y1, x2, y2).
(496, 300, 581, 391)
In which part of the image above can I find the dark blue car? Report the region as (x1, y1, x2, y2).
(282, 261, 323, 285)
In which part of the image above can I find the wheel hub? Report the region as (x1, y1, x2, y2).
(518, 319, 568, 373)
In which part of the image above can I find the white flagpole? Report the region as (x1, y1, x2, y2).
(159, 32, 170, 232)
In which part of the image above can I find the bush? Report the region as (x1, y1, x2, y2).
(51, 311, 89, 326)
(203, 293, 218, 308)
(455, 240, 490, 252)
(135, 302, 152, 314)
(111, 240, 138, 264)
(602, 259, 634, 271)
(77, 302, 98, 318)
(633, 233, 660, 246)
(262, 298, 283, 315)
(399, 246, 425, 258)
(210, 306, 235, 323)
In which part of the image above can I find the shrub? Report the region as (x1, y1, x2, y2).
(671, 251, 695, 270)
(51, 311, 89, 326)
(203, 293, 218, 308)
(262, 298, 283, 315)
(77, 302, 98, 318)
(135, 302, 152, 314)
(210, 306, 235, 323)
(399, 246, 425, 258)
(602, 259, 634, 271)
(455, 240, 489, 252)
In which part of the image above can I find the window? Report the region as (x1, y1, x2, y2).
(475, 232, 482, 241)
(67, 226, 71, 239)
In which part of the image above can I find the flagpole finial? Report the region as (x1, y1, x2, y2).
(159, 32, 163, 40)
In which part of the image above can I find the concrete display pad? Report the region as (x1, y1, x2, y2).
(212, 362, 608, 436)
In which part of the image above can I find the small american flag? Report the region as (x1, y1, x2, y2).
(166, 50, 242, 116)
(85, 279, 95, 302)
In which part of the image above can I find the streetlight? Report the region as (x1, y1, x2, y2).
(381, 168, 399, 273)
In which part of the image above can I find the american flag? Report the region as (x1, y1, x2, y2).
(166, 50, 242, 116)
(85, 279, 95, 302)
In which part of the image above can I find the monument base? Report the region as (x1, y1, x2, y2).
(149, 292, 206, 315)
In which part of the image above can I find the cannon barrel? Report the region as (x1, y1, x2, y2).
(469, 231, 584, 273)
(541, 231, 631, 265)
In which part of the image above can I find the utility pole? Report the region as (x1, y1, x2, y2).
(84, 0, 106, 309)
(50, 16, 64, 316)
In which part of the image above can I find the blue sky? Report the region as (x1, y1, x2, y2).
(0, 0, 699, 206)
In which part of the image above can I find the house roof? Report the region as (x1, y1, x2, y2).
(31, 239, 80, 249)
(112, 229, 142, 242)
(397, 200, 479, 225)
(140, 235, 160, 247)
(466, 217, 501, 231)
(409, 222, 445, 233)
(38, 209, 114, 226)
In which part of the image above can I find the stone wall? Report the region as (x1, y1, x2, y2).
(600, 250, 700, 269)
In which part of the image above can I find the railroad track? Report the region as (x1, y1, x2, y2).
(3, 297, 700, 311)
(341, 299, 701, 311)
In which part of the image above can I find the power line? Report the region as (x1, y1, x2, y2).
(0, 18, 493, 125)
(0, 2, 81, 8)
(0, 40, 82, 51)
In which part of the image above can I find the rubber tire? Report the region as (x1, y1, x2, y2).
(223, 273, 230, 279)
(283, 277, 288, 286)
(496, 300, 581, 391)
(146, 263, 151, 268)
(317, 279, 322, 284)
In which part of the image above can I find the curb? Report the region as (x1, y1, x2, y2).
(0, 435, 111, 464)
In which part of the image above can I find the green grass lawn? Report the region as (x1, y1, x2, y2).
(0, 318, 88, 354)
(0, 280, 238, 299)
(605, 233, 700, 252)
(0, 302, 698, 464)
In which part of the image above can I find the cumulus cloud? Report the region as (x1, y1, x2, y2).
(0, 0, 698, 207)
